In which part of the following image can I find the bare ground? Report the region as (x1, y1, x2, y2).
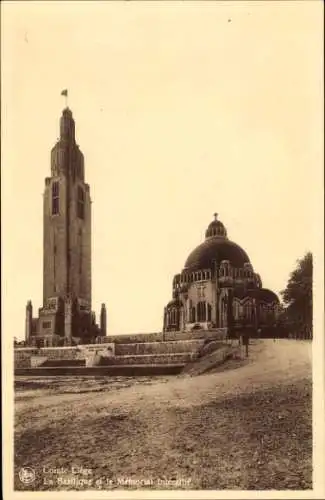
(14, 339, 312, 491)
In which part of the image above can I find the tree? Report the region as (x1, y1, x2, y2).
(281, 252, 313, 339)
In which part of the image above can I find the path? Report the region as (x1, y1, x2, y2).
(15, 339, 312, 491)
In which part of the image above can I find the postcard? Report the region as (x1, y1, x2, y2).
(2, 1, 324, 499)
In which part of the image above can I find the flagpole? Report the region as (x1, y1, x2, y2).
(61, 89, 68, 108)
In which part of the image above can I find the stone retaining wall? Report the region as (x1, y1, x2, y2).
(198, 340, 227, 358)
(14, 345, 114, 368)
(100, 333, 163, 344)
(100, 328, 227, 344)
(114, 340, 204, 356)
(14, 331, 227, 369)
(164, 329, 227, 342)
(14, 350, 37, 368)
(99, 353, 194, 366)
(30, 356, 48, 368)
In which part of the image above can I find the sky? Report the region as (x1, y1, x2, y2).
(2, 1, 323, 338)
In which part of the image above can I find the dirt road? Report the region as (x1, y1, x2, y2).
(15, 339, 312, 491)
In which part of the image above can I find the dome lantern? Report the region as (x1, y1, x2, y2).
(205, 213, 228, 239)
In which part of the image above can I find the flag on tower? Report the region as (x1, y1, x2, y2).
(61, 89, 68, 96)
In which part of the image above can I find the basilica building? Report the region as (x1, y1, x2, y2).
(163, 214, 280, 335)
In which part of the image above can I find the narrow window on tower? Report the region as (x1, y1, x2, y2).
(79, 229, 82, 275)
(77, 186, 85, 219)
(52, 181, 59, 215)
(53, 240, 56, 291)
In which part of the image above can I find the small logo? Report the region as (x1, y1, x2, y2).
(19, 467, 36, 484)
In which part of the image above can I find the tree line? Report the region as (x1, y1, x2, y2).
(280, 252, 313, 340)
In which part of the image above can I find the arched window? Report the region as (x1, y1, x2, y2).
(197, 301, 206, 322)
(191, 306, 196, 323)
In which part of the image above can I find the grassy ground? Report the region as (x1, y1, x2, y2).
(14, 339, 312, 491)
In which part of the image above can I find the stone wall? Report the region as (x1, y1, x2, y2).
(30, 356, 48, 368)
(14, 331, 226, 370)
(14, 344, 115, 368)
(15, 346, 81, 368)
(198, 339, 229, 358)
(38, 347, 82, 360)
(78, 344, 115, 355)
(114, 340, 203, 356)
(100, 332, 163, 344)
(164, 329, 227, 342)
(182, 340, 241, 376)
(101, 328, 227, 344)
(15, 349, 38, 368)
(99, 353, 194, 366)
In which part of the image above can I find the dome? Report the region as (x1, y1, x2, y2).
(205, 213, 227, 238)
(184, 214, 250, 271)
(184, 239, 250, 271)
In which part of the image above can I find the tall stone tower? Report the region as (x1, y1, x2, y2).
(25, 107, 106, 346)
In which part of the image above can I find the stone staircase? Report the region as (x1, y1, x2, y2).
(14, 330, 230, 376)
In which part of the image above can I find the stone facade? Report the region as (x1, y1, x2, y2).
(25, 108, 107, 346)
(163, 214, 281, 335)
